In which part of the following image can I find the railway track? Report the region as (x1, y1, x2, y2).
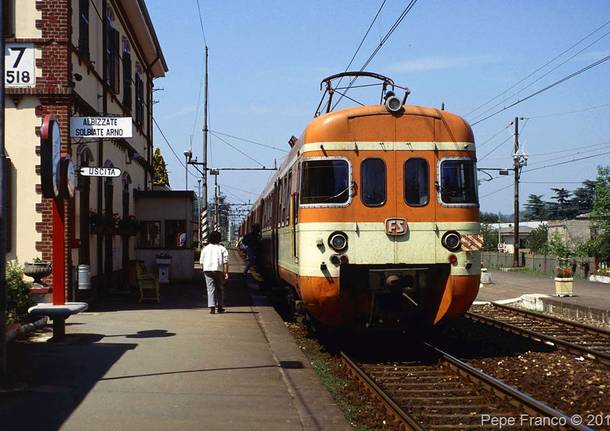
(342, 344, 590, 430)
(466, 303, 610, 366)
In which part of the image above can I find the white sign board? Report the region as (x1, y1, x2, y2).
(5, 44, 36, 88)
(70, 117, 133, 138)
(79, 167, 122, 178)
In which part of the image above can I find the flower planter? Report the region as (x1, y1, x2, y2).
(554, 277, 574, 297)
(589, 275, 610, 284)
(23, 262, 52, 285)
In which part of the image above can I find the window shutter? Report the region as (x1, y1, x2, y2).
(122, 52, 132, 113)
(3, 0, 14, 38)
(112, 29, 120, 94)
(78, 0, 89, 59)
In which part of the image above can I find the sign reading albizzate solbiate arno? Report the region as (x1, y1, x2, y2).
(69, 117, 133, 138)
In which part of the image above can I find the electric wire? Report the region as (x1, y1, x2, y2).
(210, 132, 267, 167)
(466, 19, 610, 119)
(523, 149, 610, 173)
(528, 102, 610, 119)
(470, 28, 610, 124)
(195, 0, 208, 46)
(471, 53, 610, 126)
(480, 182, 513, 198)
(476, 123, 513, 149)
(210, 130, 288, 153)
(331, 0, 419, 110)
(478, 134, 514, 161)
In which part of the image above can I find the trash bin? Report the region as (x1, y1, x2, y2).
(480, 268, 492, 284)
(78, 265, 91, 290)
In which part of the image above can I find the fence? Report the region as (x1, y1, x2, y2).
(481, 252, 596, 279)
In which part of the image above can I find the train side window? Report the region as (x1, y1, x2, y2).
(404, 158, 429, 206)
(300, 159, 350, 205)
(361, 158, 386, 206)
(440, 159, 478, 204)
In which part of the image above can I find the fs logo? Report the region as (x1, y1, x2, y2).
(385, 218, 407, 236)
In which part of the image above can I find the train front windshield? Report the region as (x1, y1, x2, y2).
(301, 159, 349, 205)
(440, 159, 478, 204)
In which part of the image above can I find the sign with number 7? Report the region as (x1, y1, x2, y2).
(5, 43, 36, 88)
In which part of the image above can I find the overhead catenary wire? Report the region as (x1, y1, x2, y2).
(210, 130, 288, 153)
(331, 0, 419, 110)
(528, 102, 610, 119)
(471, 53, 610, 126)
(195, 0, 208, 47)
(470, 29, 610, 125)
(523, 149, 610, 173)
(478, 134, 514, 161)
(210, 132, 268, 167)
(466, 19, 610, 119)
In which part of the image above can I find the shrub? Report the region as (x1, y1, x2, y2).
(6, 260, 31, 323)
(555, 266, 573, 278)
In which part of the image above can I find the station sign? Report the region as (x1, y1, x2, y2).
(70, 117, 133, 139)
(79, 167, 122, 178)
(5, 43, 36, 88)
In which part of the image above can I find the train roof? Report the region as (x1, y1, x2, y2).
(249, 104, 474, 211)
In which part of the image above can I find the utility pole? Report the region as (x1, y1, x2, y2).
(201, 46, 209, 245)
(513, 117, 520, 267)
(0, 0, 8, 383)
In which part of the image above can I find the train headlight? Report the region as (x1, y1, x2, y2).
(328, 231, 348, 252)
(385, 95, 402, 113)
(442, 231, 461, 251)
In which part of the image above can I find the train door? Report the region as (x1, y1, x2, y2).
(289, 171, 298, 262)
(394, 117, 437, 265)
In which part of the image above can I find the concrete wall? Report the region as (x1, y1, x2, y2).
(547, 220, 592, 248)
(135, 249, 194, 282)
(481, 251, 596, 278)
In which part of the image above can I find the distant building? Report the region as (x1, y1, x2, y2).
(4, 0, 168, 295)
(547, 218, 593, 248)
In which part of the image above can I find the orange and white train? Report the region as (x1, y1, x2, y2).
(240, 72, 482, 329)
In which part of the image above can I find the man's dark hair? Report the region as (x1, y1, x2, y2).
(209, 231, 221, 244)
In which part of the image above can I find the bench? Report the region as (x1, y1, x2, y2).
(28, 302, 88, 341)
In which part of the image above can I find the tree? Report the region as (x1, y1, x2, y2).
(480, 212, 500, 224)
(551, 187, 573, 219)
(589, 166, 610, 263)
(525, 194, 546, 220)
(569, 180, 596, 215)
(526, 224, 548, 254)
(481, 223, 499, 251)
(152, 147, 170, 186)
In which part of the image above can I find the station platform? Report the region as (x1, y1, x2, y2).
(476, 270, 610, 324)
(0, 249, 350, 431)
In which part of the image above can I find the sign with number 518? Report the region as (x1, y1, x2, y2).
(5, 44, 36, 88)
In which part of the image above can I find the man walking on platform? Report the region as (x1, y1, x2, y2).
(200, 231, 229, 314)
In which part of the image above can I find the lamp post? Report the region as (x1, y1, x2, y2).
(183, 149, 192, 191)
(197, 179, 201, 246)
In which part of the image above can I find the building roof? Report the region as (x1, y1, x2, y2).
(118, 0, 169, 78)
(498, 226, 535, 235)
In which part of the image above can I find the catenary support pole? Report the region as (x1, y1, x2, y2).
(201, 46, 209, 245)
(513, 117, 520, 267)
(0, 0, 8, 383)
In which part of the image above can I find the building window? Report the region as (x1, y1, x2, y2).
(361, 158, 386, 206)
(122, 40, 132, 114)
(404, 158, 429, 206)
(139, 221, 161, 248)
(440, 159, 478, 204)
(3, 0, 14, 38)
(165, 220, 187, 249)
(301, 159, 349, 205)
(135, 73, 144, 126)
(104, 11, 120, 94)
(78, 0, 89, 59)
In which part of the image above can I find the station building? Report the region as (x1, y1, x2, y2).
(4, 0, 169, 295)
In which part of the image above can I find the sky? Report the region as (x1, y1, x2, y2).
(146, 0, 610, 217)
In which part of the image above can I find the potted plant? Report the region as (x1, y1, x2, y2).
(117, 215, 142, 236)
(23, 257, 52, 286)
(554, 259, 574, 297)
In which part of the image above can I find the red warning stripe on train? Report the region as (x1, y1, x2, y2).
(461, 234, 484, 251)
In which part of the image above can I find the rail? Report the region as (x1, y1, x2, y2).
(466, 303, 610, 366)
(341, 344, 591, 430)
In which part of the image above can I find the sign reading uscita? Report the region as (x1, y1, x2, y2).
(79, 167, 122, 178)
(70, 117, 133, 138)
